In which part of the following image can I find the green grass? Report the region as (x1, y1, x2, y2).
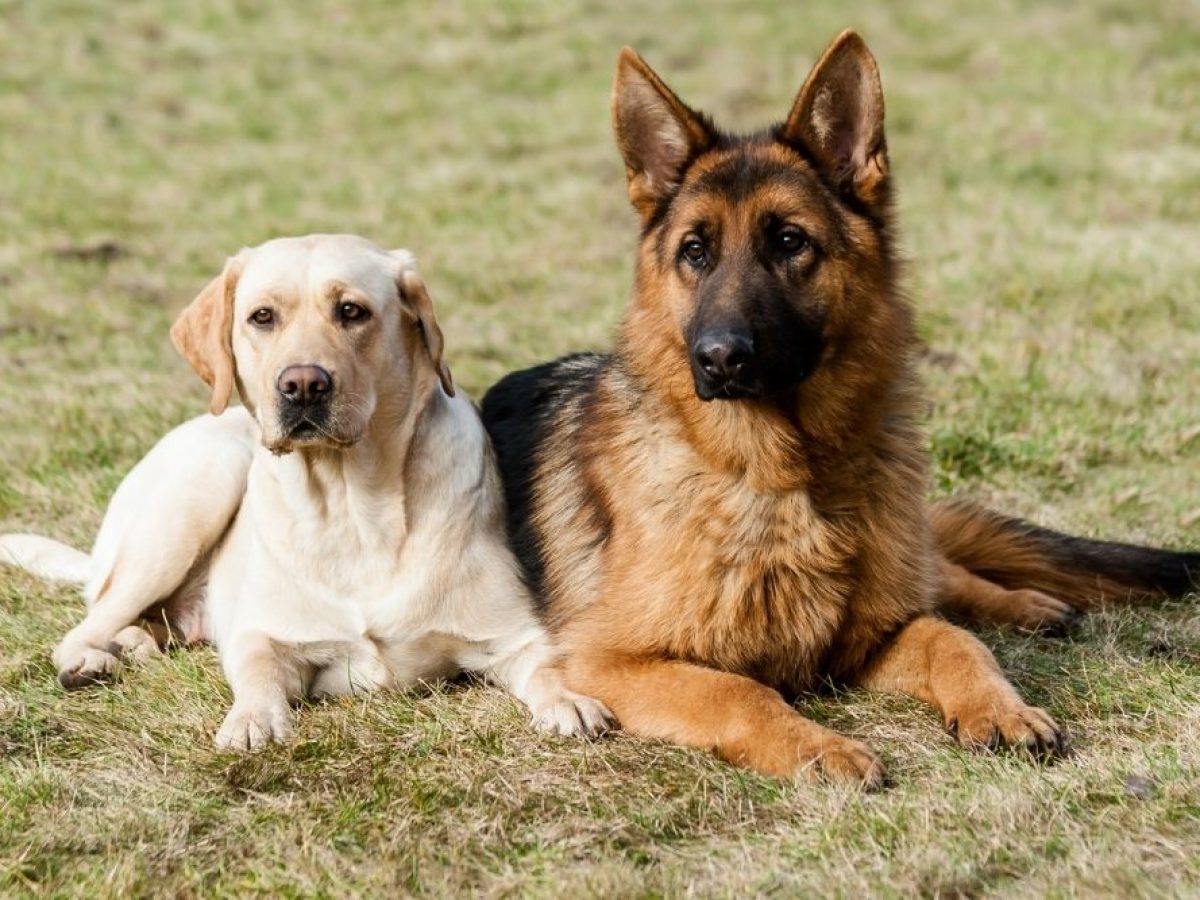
(1, 0, 1198, 895)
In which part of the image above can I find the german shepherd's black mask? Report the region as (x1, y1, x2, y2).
(613, 30, 893, 403)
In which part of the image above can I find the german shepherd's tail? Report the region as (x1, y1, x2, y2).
(931, 501, 1200, 608)
(0, 534, 91, 586)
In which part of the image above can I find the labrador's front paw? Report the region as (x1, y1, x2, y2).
(214, 701, 293, 752)
(55, 646, 122, 690)
(531, 690, 614, 738)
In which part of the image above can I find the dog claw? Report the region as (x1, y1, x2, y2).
(531, 694, 615, 738)
(57, 648, 121, 690)
(214, 702, 293, 752)
(1002, 589, 1082, 635)
(795, 737, 887, 790)
(950, 703, 1065, 759)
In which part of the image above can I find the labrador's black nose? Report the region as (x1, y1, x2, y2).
(277, 365, 332, 405)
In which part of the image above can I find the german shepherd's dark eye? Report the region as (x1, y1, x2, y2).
(774, 227, 810, 256)
(249, 307, 275, 328)
(336, 301, 371, 324)
(680, 237, 707, 269)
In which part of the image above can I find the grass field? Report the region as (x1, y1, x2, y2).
(1, 0, 1198, 895)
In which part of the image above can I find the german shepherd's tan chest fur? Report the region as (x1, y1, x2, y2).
(534, 366, 930, 694)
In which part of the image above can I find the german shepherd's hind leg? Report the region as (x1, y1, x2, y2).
(858, 615, 1064, 756)
(932, 501, 1200, 619)
(938, 558, 1081, 635)
(566, 652, 886, 787)
(53, 412, 253, 689)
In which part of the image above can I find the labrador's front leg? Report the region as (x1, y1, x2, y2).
(480, 630, 614, 738)
(214, 631, 305, 751)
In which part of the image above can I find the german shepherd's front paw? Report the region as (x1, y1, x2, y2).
(948, 702, 1064, 758)
(798, 737, 887, 790)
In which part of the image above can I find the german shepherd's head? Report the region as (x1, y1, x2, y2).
(614, 30, 912, 433)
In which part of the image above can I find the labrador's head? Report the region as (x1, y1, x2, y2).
(171, 234, 453, 454)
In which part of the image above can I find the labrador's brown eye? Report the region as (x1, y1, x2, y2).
(337, 301, 370, 323)
(249, 308, 275, 327)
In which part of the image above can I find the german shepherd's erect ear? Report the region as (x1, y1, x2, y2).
(612, 47, 714, 219)
(782, 29, 889, 207)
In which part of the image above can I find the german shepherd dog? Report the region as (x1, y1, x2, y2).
(481, 30, 1199, 786)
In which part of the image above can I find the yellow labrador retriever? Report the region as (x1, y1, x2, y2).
(0, 234, 611, 750)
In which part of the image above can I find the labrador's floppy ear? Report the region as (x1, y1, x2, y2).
(781, 29, 889, 207)
(169, 255, 243, 415)
(394, 258, 454, 397)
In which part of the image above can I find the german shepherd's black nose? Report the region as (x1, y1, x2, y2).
(277, 365, 332, 406)
(693, 331, 753, 382)
(691, 330, 759, 400)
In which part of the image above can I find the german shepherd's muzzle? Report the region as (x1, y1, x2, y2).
(685, 250, 825, 401)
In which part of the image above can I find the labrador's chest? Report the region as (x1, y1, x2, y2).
(204, 470, 465, 679)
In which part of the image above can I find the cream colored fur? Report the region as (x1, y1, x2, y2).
(0, 234, 610, 750)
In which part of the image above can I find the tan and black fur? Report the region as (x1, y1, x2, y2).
(481, 31, 1199, 785)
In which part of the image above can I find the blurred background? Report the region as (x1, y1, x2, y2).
(0, 3, 1197, 893)
(1, 1, 1197, 543)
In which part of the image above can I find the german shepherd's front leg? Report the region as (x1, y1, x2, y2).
(857, 615, 1064, 755)
(566, 653, 885, 787)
